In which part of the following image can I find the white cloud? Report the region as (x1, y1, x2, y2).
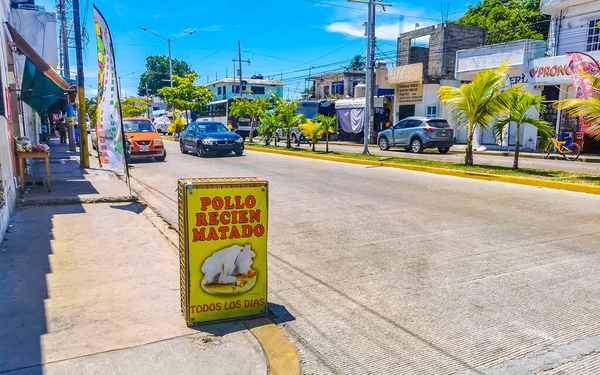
(326, 22, 365, 38)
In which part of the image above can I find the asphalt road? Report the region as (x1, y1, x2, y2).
(302, 142, 600, 174)
(130, 140, 600, 375)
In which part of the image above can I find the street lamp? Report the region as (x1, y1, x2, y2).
(139, 27, 196, 87)
(119, 71, 135, 98)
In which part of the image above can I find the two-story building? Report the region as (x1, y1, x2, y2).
(308, 70, 366, 99)
(377, 22, 486, 136)
(452, 0, 600, 152)
(206, 76, 284, 101)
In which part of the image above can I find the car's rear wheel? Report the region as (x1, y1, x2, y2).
(155, 150, 167, 162)
(378, 136, 390, 150)
(411, 138, 424, 153)
(438, 147, 450, 154)
(180, 141, 187, 154)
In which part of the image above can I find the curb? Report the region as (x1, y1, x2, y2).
(123, 171, 300, 375)
(327, 142, 600, 163)
(246, 146, 600, 196)
(19, 195, 138, 207)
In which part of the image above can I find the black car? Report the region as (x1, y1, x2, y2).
(179, 121, 244, 157)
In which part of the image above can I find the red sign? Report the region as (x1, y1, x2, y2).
(529, 64, 571, 79)
(568, 53, 600, 134)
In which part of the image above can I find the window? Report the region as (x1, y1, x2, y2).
(250, 86, 265, 95)
(394, 120, 409, 129)
(426, 106, 437, 118)
(426, 119, 450, 128)
(587, 18, 600, 52)
(123, 120, 155, 133)
(217, 87, 222, 95)
(232, 85, 247, 94)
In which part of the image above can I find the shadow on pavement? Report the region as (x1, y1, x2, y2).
(0, 204, 85, 374)
(268, 302, 296, 324)
(109, 202, 146, 214)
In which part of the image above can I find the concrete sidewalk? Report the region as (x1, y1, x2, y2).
(0, 141, 269, 374)
(20, 138, 134, 205)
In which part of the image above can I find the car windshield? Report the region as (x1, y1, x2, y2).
(197, 123, 229, 133)
(123, 120, 155, 133)
(427, 120, 450, 129)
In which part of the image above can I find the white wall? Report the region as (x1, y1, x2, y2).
(546, 2, 600, 56)
(0, 0, 18, 241)
(414, 84, 440, 117)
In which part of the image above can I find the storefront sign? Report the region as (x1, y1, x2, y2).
(568, 52, 600, 134)
(396, 83, 423, 105)
(178, 178, 268, 325)
(378, 63, 423, 85)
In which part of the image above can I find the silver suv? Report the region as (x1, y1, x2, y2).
(377, 117, 454, 154)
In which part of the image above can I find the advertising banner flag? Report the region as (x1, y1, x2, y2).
(93, 6, 126, 171)
(178, 178, 269, 325)
(568, 52, 600, 134)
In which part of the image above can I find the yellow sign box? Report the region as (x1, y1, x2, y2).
(178, 178, 268, 325)
(396, 82, 423, 105)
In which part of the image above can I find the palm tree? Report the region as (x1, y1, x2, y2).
(555, 73, 600, 138)
(274, 99, 304, 149)
(314, 114, 336, 153)
(438, 62, 517, 166)
(349, 55, 366, 71)
(492, 91, 553, 170)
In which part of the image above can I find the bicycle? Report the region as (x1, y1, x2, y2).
(542, 138, 581, 161)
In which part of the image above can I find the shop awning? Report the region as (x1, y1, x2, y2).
(6, 23, 73, 114)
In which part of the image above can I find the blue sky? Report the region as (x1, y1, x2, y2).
(38, 0, 470, 98)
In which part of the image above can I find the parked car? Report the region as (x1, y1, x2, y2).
(92, 118, 166, 162)
(377, 117, 454, 154)
(154, 116, 171, 134)
(179, 121, 244, 157)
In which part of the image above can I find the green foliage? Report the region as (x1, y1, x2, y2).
(457, 0, 550, 44)
(257, 113, 279, 146)
(272, 96, 304, 148)
(229, 97, 270, 142)
(555, 73, 600, 139)
(121, 96, 150, 118)
(299, 120, 320, 151)
(137, 55, 193, 96)
(158, 73, 214, 123)
(314, 114, 336, 153)
(168, 115, 185, 135)
(85, 97, 98, 128)
(349, 55, 366, 71)
(492, 90, 553, 169)
(438, 61, 519, 166)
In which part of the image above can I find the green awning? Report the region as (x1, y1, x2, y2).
(6, 23, 73, 114)
(20, 58, 69, 114)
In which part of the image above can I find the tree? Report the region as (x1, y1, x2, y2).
(555, 73, 600, 139)
(438, 62, 518, 166)
(492, 91, 553, 169)
(121, 96, 150, 118)
(158, 73, 214, 124)
(273, 97, 304, 149)
(85, 97, 98, 128)
(457, 0, 550, 44)
(229, 97, 270, 143)
(138, 55, 193, 96)
(168, 115, 185, 135)
(257, 112, 279, 146)
(314, 114, 336, 153)
(299, 120, 320, 151)
(349, 55, 366, 71)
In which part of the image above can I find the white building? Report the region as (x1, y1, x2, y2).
(452, 0, 600, 152)
(206, 76, 284, 101)
(455, 40, 548, 150)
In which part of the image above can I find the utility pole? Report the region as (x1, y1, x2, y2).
(72, 0, 89, 167)
(233, 41, 250, 98)
(349, 0, 391, 154)
(58, 0, 70, 78)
